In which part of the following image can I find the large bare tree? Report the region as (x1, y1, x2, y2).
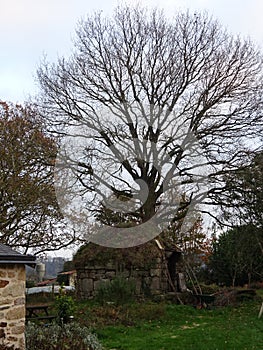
(37, 6, 263, 247)
(0, 102, 76, 253)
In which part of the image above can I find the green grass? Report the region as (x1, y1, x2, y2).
(93, 302, 263, 350)
(27, 290, 263, 350)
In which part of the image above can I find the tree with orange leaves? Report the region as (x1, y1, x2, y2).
(0, 102, 75, 254)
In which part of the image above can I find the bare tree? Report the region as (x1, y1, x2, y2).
(0, 102, 76, 253)
(37, 6, 263, 247)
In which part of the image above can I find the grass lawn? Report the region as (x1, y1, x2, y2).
(91, 301, 263, 350)
(27, 290, 263, 349)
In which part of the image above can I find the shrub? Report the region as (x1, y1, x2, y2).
(96, 276, 135, 306)
(55, 288, 76, 324)
(249, 281, 263, 289)
(26, 322, 102, 350)
(26, 280, 35, 288)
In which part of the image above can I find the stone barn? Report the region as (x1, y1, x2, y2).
(74, 239, 182, 300)
(0, 244, 36, 350)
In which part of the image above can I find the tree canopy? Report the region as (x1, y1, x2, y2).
(222, 151, 263, 227)
(209, 225, 263, 286)
(37, 6, 263, 247)
(0, 102, 76, 254)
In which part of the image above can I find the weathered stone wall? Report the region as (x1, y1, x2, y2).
(76, 258, 169, 300)
(0, 264, 26, 350)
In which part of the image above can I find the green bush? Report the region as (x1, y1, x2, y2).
(26, 322, 102, 350)
(96, 276, 136, 306)
(26, 280, 35, 288)
(55, 289, 76, 324)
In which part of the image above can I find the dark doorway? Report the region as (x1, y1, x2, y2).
(167, 251, 181, 291)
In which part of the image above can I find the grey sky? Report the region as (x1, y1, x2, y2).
(0, 0, 262, 103)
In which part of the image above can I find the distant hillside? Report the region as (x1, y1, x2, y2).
(26, 256, 70, 281)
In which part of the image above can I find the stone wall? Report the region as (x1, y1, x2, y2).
(76, 258, 169, 300)
(0, 264, 26, 350)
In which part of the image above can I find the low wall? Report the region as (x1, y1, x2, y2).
(76, 260, 169, 300)
(0, 264, 26, 350)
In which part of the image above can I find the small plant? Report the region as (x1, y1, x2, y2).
(96, 276, 136, 306)
(26, 322, 102, 350)
(26, 280, 35, 288)
(55, 286, 76, 324)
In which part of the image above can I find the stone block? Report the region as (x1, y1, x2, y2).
(151, 277, 160, 291)
(2, 283, 24, 298)
(150, 269, 161, 277)
(0, 270, 7, 278)
(87, 271, 96, 278)
(7, 335, 18, 342)
(94, 273, 104, 280)
(79, 272, 87, 279)
(105, 271, 116, 278)
(6, 306, 24, 320)
(11, 325, 24, 335)
(7, 271, 16, 278)
(118, 270, 129, 278)
(0, 298, 13, 306)
(94, 279, 109, 291)
(17, 268, 26, 281)
(81, 278, 93, 292)
(160, 282, 168, 292)
(14, 298, 25, 306)
(105, 262, 115, 269)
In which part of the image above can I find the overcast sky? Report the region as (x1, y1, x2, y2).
(0, 0, 262, 104)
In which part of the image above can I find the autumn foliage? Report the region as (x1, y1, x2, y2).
(0, 102, 75, 253)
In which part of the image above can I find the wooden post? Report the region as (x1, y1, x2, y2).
(258, 302, 263, 319)
(177, 273, 187, 292)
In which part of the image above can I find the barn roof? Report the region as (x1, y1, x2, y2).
(0, 244, 36, 266)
